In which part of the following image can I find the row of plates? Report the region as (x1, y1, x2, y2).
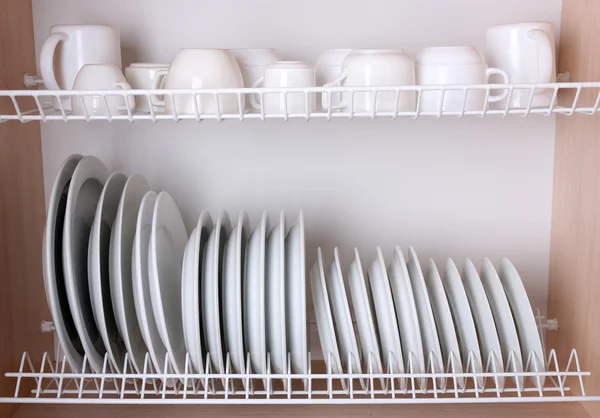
(311, 247, 545, 391)
(43, 154, 308, 382)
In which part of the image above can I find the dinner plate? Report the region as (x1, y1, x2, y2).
(148, 191, 189, 375)
(43, 154, 84, 373)
(424, 259, 464, 389)
(244, 211, 269, 386)
(387, 246, 424, 390)
(347, 248, 384, 388)
(462, 258, 504, 390)
(110, 174, 150, 373)
(480, 258, 524, 388)
(368, 248, 404, 385)
(442, 258, 483, 389)
(407, 247, 445, 389)
(202, 210, 232, 379)
(88, 171, 128, 372)
(285, 211, 308, 387)
(62, 155, 109, 373)
(498, 258, 545, 388)
(223, 210, 249, 375)
(266, 211, 287, 379)
(182, 210, 213, 374)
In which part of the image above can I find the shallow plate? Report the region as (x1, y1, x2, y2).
(182, 211, 213, 374)
(498, 258, 545, 388)
(63, 155, 109, 373)
(110, 174, 150, 373)
(88, 171, 128, 372)
(43, 154, 84, 372)
(148, 192, 189, 374)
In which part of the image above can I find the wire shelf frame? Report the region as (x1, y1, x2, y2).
(1, 82, 599, 123)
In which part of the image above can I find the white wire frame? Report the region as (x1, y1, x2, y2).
(1, 82, 599, 123)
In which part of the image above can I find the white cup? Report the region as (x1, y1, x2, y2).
(315, 49, 353, 110)
(151, 49, 244, 115)
(486, 22, 556, 108)
(416, 46, 510, 112)
(40, 24, 122, 110)
(71, 64, 135, 116)
(250, 61, 316, 114)
(125, 63, 170, 113)
(323, 49, 415, 113)
(229, 48, 280, 112)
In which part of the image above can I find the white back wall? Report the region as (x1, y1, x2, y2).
(32, 0, 562, 336)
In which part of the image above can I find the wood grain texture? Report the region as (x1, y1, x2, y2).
(548, 1, 600, 417)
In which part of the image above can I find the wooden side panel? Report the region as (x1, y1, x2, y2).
(548, 0, 600, 417)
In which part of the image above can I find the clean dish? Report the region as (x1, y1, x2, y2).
(480, 258, 524, 388)
(110, 174, 150, 373)
(424, 259, 464, 389)
(88, 171, 128, 372)
(62, 155, 109, 373)
(442, 258, 483, 389)
(498, 258, 545, 387)
(387, 246, 424, 390)
(182, 211, 214, 374)
(462, 259, 504, 390)
(407, 247, 445, 389)
(43, 154, 84, 373)
(148, 192, 189, 375)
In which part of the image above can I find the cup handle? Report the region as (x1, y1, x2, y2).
(150, 69, 169, 108)
(249, 76, 264, 110)
(528, 29, 554, 85)
(114, 81, 136, 111)
(485, 68, 510, 103)
(322, 68, 348, 110)
(40, 32, 69, 90)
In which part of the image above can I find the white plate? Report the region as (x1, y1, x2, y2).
(480, 258, 524, 388)
(407, 247, 445, 389)
(424, 259, 464, 389)
(387, 246, 423, 390)
(244, 211, 269, 383)
(43, 154, 84, 373)
(202, 210, 232, 378)
(223, 210, 249, 375)
(149, 191, 189, 374)
(498, 258, 545, 388)
(110, 174, 150, 373)
(462, 258, 504, 390)
(62, 155, 109, 373)
(88, 171, 128, 372)
(327, 248, 366, 389)
(310, 248, 346, 390)
(442, 258, 483, 389)
(132, 192, 169, 377)
(285, 211, 308, 386)
(182, 210, 213, 374)
(347, 248, 384, 388)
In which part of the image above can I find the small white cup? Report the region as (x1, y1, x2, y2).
(229, 48, 280, 112)
(315, 49, 353, 110)
(250, 61, 316, 114)
(71, 64, 135, 116)
(125, 63, 170, 113)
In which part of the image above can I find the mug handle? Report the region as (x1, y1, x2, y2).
(485, 68, 510, 103)
(528, 29, 554, 85)
(249, 76, 264, 110)
(322, 68, 348, 111)
(150, 69, 169, 108)
(40, 32, 69, 90)
(114, 81, 136, 112)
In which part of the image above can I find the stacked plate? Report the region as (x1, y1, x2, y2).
(43, 155, 308, 386)
(311, 246, 546, 391)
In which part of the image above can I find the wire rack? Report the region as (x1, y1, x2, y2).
(1, 82, 600, 123)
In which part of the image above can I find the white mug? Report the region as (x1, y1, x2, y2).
(486, 22, 556, 108)
(416, 46, 509, 112)
(229, 48, 280, 111)
(40, 24, 122, 110)
(323, 49, 415, 113)
(315, 49, 353, 110)
(151, 49, 244, 115)
(71, 64, 135, 116)
(125, 63, 170, 113)
(250, 61, 316, 114)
